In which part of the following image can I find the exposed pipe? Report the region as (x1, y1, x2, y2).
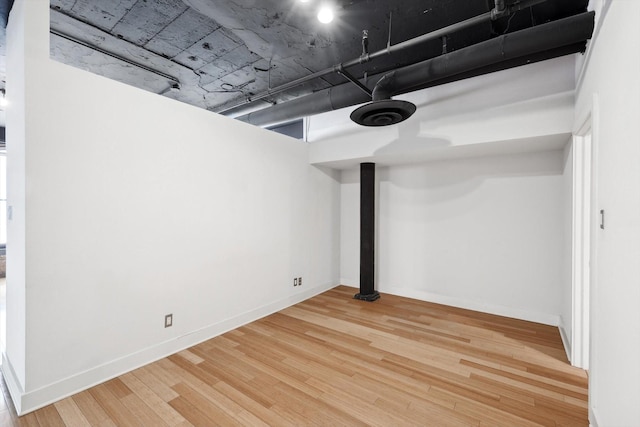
(492, 0, 507, 19)
(367, 10, 595, 102)
(336, 65, 372, 98)
(49, 28, 181, 87)
(218, 0, 548, 116)
(220, 11, 490, 113)
(371, 71, 396, 101)
(237, 11, 595, 128)
(361, 30, 369, 58)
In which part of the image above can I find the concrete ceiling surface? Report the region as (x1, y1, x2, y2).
(37, 1, 588, 125)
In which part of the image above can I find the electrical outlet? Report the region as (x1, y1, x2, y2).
(294, 278, 298, 287)
(298, 277, 302, 286)
(164, 314, 173, 328)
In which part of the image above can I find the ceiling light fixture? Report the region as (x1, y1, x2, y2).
(317, 5, 334, 24)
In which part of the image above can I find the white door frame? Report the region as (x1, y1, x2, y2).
(571, 118, 592, 370)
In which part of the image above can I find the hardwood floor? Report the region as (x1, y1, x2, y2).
(1, 286, 588, 426)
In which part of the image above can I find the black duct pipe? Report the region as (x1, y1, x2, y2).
(221, 0, 545, 117)
(370, 11, 594, 100)
(238, 11, 594, 128)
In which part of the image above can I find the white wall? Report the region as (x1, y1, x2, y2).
(2, 0, 340, 414)
(341, 150, 565, 325)
(323, 50, 578, 329)
(3, 0, 28, 393)
(575, 1, 640, 425)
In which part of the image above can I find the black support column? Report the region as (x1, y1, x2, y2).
(354, 162, 380, 302)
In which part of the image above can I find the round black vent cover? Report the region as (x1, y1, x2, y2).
(350, 100, 417, 127)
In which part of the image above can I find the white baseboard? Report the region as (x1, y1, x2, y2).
(378, 286, 560, 326)
(339, 279, 357, 288)
(5, 282, 337, 416)
(1, 354, 24, 414)
(558, 320, 572, 363)
(589, 406, 599, 427)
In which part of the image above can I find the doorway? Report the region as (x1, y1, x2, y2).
(571, 120, 593, 370)
(0, 149, 6, 355)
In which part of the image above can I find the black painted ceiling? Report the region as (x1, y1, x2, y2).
(44, 0, 588, 123)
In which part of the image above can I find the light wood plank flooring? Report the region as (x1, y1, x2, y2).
(1, 286, 588, 426)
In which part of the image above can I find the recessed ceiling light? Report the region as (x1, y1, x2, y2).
(317, 5, 334, 24)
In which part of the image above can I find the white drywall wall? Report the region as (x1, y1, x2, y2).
(2, 0, 340, 414)
(575, 1, 640, 425)
(3, 0, 28, 392)
(341, 150, 565, 325)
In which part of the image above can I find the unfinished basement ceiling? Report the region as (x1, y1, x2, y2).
(49, 0, 589, 127)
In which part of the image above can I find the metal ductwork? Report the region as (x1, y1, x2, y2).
(0, 0, 14, 26)
(350, 98, 417, 127)
(237, 11, 595, 128)
(350, 71, 418, 126)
